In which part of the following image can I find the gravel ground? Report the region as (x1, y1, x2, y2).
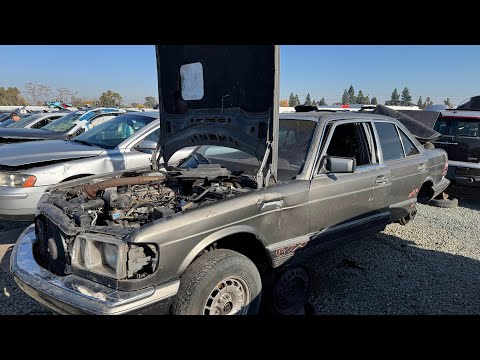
(1, 184, 479, 315)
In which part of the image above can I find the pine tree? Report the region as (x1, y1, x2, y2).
(425, 97, 433, 107)
(318, 97, 326, 105)
(356, 90, 365, 104)
(348, 85, 355, 104)
(389, 88, 400, 106)
(364, 96, 370, 105)
(294, 94, 300, 106)
(371, 97, 378, 105)
(417, 96, 423, 109)
(400, 87, 413, 106)
(305, 93, 312, 106)
(288, 92, 296, 107)
(342, 89, 350, 104)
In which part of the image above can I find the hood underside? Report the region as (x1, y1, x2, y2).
(156, 45, 279, 180)
(0, 140, 103, 167)
(373, 105, 442, 142)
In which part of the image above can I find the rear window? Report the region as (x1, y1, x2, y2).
(375, 122, 404, 162)
(434, 117, 480, 137)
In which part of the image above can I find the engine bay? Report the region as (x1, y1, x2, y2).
(46, 166, 257, 230)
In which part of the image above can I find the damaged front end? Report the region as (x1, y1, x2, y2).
(33, 166, 258, 286)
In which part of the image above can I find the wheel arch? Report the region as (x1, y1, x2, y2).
(177, 225, 271, 275)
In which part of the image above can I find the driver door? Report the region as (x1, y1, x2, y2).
(125, 128, 160, 169)
(308, 120, 391, 248)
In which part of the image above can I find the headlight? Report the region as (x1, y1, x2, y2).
(0, 172, 36, 187)
(71, 234, 158, 280)
(103, 243, 119, 271)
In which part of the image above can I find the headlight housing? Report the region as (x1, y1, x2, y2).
(71, 234, 158, 280)
(0, 172, 36, 187)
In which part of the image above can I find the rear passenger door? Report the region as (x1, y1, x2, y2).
(308, 120, 391, 248)
(374, 121, 424, 221)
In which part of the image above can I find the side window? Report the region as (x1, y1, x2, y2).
(433, 119, 448, 134)
(144, 128, 160, 142)
(398, 129, 420, 156)
(375, 122, 404, 162)
(31, 119, 50, 129)
(324, 123, 373, 168)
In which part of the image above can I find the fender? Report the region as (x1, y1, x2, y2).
(177, 224, 268, 275)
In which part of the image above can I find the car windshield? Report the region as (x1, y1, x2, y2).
(42, 110, 96, 133)
(72, 114, 155, 149)
(179, 119, 317, 181)
(6, 114, 42, 128)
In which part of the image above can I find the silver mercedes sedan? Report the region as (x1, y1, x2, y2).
(0, 111, 193, 220)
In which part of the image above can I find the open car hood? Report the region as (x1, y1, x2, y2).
(156, 45, 280, 185)
(373, 105, 442, 142)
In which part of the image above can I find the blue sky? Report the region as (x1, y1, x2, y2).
(1, 45, 479, 106)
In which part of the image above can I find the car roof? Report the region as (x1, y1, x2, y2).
(118, 111, 159, 119)
(279, 111, 394, 123)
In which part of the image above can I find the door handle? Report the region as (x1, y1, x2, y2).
(375, 176, 387, 185)
(418, 164, 428, 171)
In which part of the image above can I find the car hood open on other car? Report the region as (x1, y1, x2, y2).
(156, 45, 280, 186)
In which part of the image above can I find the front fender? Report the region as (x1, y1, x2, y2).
(177, 225, 268, 275)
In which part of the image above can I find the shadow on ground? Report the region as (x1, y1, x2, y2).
(447, 184, 480, 211)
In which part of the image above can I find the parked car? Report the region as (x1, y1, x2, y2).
(0, 112, 67, 129)
(0, 112, 31, 126)
(0, 107, 124, 145)
(431, 96, 480, 187)
(10, 45, 449, 315)
(0, 111, 193, 221)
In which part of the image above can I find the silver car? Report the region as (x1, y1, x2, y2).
(0, 111, 193, 220)
(0, 112, 67, 129)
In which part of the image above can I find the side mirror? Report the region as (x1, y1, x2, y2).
(324, 156, 356, 173)
(136, 139, 157, 153)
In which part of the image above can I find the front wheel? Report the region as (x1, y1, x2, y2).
(172, 249, 262, 315)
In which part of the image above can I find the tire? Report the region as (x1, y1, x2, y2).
(428, 197, 458, 208)
(172, 249, 262, 315)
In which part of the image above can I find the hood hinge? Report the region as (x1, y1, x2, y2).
(256, 141, 276, 188)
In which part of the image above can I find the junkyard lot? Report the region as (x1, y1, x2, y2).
(1, 185, 479, 315)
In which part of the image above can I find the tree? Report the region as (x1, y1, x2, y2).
(444, 98, 453, 108)
(425, 97, 433, 108)
(371, 97, 378, 105)
(98, 90, 123, 107)
(55, 87, 78, 103)
(386, 88, 400, 106)
(311, 99, 317, 106)
(342, 89, 350, 104)
(294, 94, 301, 106)
(318, 97, 326, 106)
(356, 90, 365, 104)
(364, 96, 370, 105)
(304, 93, 312, 106)
(279, 99, 289, 107)
(24, 82, 51, 105)
(347, 85, 355, 104)
(0, 87, 28, 105)
(417, 96, 423, 109)
(288, 92, 296, 107)
(131, 103, 145, 109)
(400, 87, 413, 106)
(143, 96, 158, 108)
(71, 96, 88, 108)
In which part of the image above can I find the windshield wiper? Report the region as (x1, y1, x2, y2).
(193, 153, 211, 164)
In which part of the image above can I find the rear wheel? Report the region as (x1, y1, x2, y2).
(269, 266, 312, 315)
(172, 249, 262, 315)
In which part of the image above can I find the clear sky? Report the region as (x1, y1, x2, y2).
(1, 45, 479, 106)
